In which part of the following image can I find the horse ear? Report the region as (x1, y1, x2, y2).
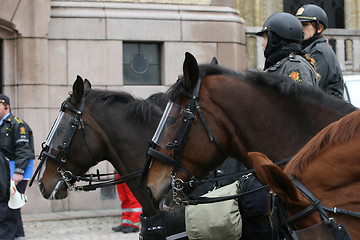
(183, 52, 200, 92)
(210, 57, 218, 65)
(72, 75, 84, 104)
(84, 78, 92, 89)
(249, 152, 301, 203)
(248, 152, 273, 185)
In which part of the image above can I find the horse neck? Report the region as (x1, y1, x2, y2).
(89, 101, 160, 216)
(208, 77, 353, 164)
(297, 136, 360, 235)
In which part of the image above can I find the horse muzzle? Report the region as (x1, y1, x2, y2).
(39, 179, 68, 200)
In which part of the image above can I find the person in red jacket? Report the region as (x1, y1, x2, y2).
(112, 173, 142, 233)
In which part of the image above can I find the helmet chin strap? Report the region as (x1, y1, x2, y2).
(313, 21, 321, 38)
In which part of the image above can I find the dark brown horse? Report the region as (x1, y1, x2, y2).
(145, 52, 356, 207)
(37, 76, 167, 216)
(249, 109, 360, 239)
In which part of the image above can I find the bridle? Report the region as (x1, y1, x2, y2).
(272, 176, 354, 240)
(29, 94, 97, 189)
(138, 73, 228, 204)
(29, 94, 142, 191)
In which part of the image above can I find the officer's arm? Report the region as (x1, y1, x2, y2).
(14, 122, 33, 175)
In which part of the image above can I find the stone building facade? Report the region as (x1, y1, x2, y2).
(0, 0, 246, 214)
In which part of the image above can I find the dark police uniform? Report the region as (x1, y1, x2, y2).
(303, 36, 344, 98)
(266, 53, 318, 86)
(0, 113, 34, 240)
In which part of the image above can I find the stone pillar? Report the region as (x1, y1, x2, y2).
(8, 0, 51, 152)
(1, 0, 52, 214)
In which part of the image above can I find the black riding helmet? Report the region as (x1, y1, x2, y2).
(296, 4, 328, 30)
(256, 12, 304, 43)
(256, 12, 303, 59)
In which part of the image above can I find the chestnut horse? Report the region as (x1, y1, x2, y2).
(144, 52, 356, 207)
(36, 76, 166, 216)
(249, 109, 360, 239)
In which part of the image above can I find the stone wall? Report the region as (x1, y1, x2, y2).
(0, 0, 246, 214)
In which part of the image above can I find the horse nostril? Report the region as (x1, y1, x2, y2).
(147, 186, 154, 202)
(39, 182, 46, 195)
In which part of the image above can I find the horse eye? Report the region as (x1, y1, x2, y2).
(166, 117, 176, 126)
(55, 128, 66, 136)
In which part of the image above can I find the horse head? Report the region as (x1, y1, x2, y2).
(249, 152, 322, 232)
(37, 76, 105, 199)
(145, 53, 232, 208)
(144, 51, 355, 211)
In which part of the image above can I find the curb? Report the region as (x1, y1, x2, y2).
(22, 208, 122, 222)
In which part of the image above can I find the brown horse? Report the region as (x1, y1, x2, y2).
(144, 52, 356, 207)
(249, 109, 360, 239)
(36, 76, 167, 216)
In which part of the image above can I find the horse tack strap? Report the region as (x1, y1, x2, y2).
(182, 155, 293, 188)
(323, 206, 360, 218)
(183, 184, 269, 205)
(292, 177, 330, 221)
(292, 177, 360, 221)
(194, 101, 227, 158)
(147, 148, 194, 180)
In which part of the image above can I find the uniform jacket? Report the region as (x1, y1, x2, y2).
(266, 53, 318, 86)
(0, 113, 34, 175)
(303, 36, 344, 98)
(0, 151, 10, 202)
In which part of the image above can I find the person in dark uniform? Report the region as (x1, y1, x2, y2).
(0, 94, 34, 240)
(256, 12, 318, 86)
(296, 4, 344, 98)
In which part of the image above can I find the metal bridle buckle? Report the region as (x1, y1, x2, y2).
(171, 173, 185, 205)
(57, 168, 76, 191)
(181, 108, 195, 120)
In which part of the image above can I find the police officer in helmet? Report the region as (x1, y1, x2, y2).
(256, 12, 318, 86)
(296, 4, 344, 98)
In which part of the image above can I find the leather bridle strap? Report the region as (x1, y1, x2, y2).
(147, 147, 194, 179)
(291, 177, 330, 221)
(181, 155, 292, 188)
(291, 177, 360, 221)
(194, 100, 227, 157)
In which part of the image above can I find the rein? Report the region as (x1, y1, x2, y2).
(72, 170, 143, 191)
(175, 156, 291, 206)
(292, 177, 360, 220)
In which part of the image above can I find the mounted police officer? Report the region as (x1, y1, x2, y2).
(256, 12, 318, 86)
(0, 93, 34, 240)
(296, 4, 344, 99)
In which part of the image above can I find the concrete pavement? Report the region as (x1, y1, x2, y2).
(22, 209, 139, 240)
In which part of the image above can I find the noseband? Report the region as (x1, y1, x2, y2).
(139, 74, 228, 204)
(29, 94, 97, 189)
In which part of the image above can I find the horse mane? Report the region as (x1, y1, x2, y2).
(285, 110, 360, 178)
(167, 63, 355, 114)
(146, 92, 169, 110)
(84, 89, 164, 125)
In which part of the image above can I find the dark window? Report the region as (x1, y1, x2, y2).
(283, 0, 344, 28)
(123, 42, 161, 85)
(0, 39, 2, 93)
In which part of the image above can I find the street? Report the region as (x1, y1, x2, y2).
(22, 209, 139, 240)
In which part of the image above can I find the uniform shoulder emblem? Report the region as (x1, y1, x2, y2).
(289, 71, 303, 83)
(20, 126, 27, 135)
